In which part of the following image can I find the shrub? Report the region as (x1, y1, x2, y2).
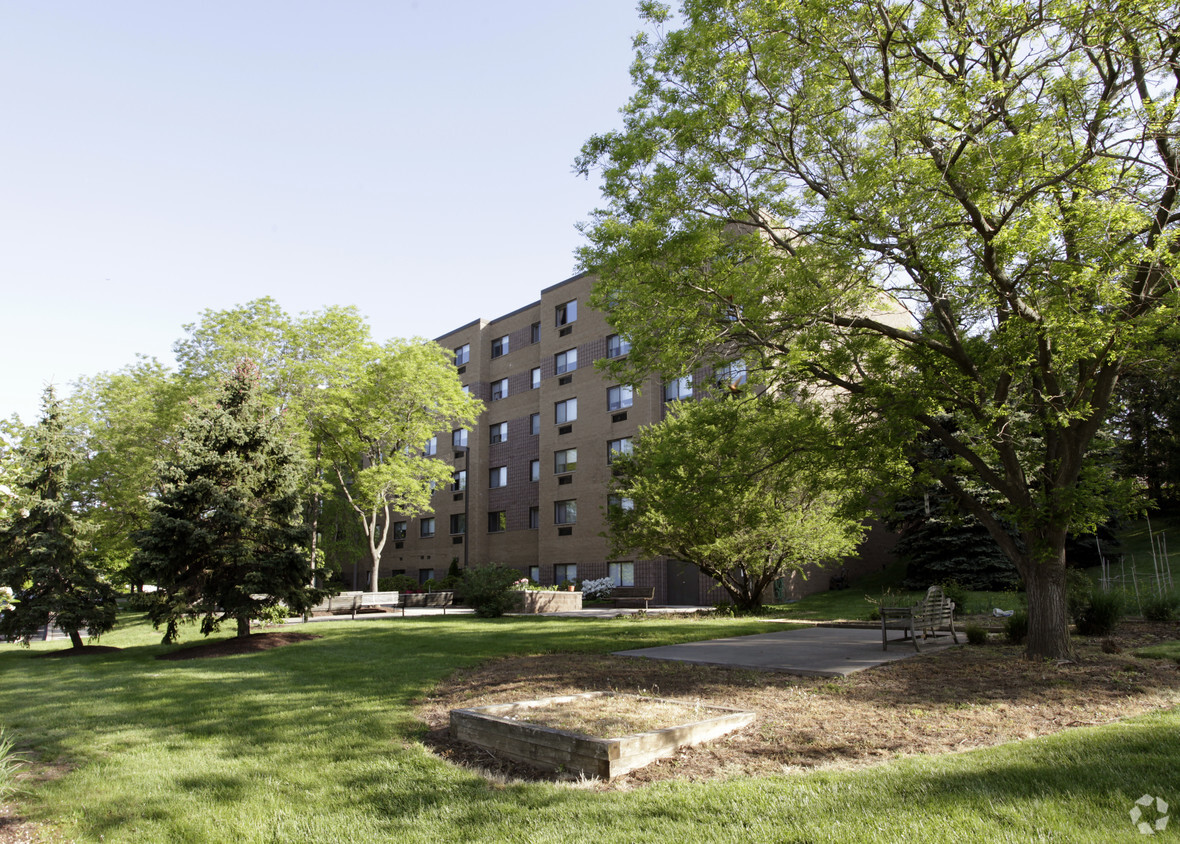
(580, 577, 614, 600)
(939, 579, 969, 614)
(0, 727, 23, 802)
(1142, 591, 1180, 622)
(378, 575, 418, 593)
(461, 564, 520, 618)
(1004, 610, 1028, 645)
(1075, 590, 1124, 636)
(965, 624, 988, 645)
(1065, 568, 1095, 622)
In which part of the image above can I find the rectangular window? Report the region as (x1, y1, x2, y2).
(607, 385, 633, 411)
(554, 448, 578, 474)
(490, 378, 508, 401)
(608, 561, 635, 587)
(452, 429, 468, 448)
(424, 435, 437, 456)
(554, 563, 578, 583)
(449, 513, 466, 535)
(555, 398, 577, 424)
(488, 511, 507, 533)
(454, 344, 470, 366)
(716, 360, 748, 389)
(606, 334, 631, 358)
(451, 470, 467, 491)
(531, 367, 541, 389)
(419, 568, 435, 585)
(554, 348, 578, 374)
(554, 499, 577, 525)
(420, 518, 435, 538)
(556, 299, 577, 326)
(491, 335, 509, 358)
(531, 321, 541, 343)
(530, 412, 541, 435)
(393, 521, 407, 541)
(607, 437, 633, 463)
(489, 466, 507, 488)
(528, 564, 540, 580)
(665, 375, 693, 402)
(530, 459, 540, 482)
(528, 507, 539, 530)
(608, 494, 635, 512)
(489, 421, 508, 444)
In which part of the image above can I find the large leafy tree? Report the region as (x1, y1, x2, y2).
(313, 339, 482, 592)
(607, 395, 871, 610)
(136, 362, 315, 643)
(0, 389, 118, 649)
(578, 0, 1179, 658)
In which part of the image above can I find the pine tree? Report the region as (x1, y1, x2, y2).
(136, 361, 315, 643)
(0, 388, 118, 648)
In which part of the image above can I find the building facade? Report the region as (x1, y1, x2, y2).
(342, 272, 892, 604)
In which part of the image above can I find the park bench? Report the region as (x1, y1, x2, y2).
(306, 592, 363, 620)
(880, 585, 960, 651)
(612, 586, 655, 610)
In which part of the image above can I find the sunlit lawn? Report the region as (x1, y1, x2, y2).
(1, 611, 1177, 842)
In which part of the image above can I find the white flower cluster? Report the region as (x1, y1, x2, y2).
(580, 577, 615, 600)
(0, 586, 16, 613)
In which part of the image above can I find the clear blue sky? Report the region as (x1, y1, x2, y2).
(0, 0, 642, 423)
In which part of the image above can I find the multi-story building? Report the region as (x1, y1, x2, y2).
(341, 271, 893, 604)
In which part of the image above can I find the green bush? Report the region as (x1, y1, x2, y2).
(378, 575, 418, 593)
(965, 624, 988, 645)
(460, 564, 520, 618)
(1004, 610, 1028, 645)
(1142, 591, 1180, 622)
(0, 727, 24, 802)
(1075, 590, 1124, 636)
(939, 579, 969, 614)
(1065, 568, 1095, 622)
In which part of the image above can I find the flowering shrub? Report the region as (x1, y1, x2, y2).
(581, 578, 615, 600)
(511, 578, 530, 591)
(0, 586, 16, 613)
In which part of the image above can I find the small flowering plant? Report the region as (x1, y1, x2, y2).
(580, 577, 615, 601)
(0, 586, 16, 613)
(511, 578, 531, 591)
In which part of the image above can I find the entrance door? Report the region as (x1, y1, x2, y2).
(665, 559, 700, 606)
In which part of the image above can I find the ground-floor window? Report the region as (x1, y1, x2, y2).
(418, 569, 434, 585)
(528, 565, 540, 582)
(554, 563, 577, 585)
(608, 561, 635, 587)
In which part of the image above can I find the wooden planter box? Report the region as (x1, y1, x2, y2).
(450, 692, 754, 779)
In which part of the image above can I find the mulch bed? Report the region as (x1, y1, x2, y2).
(418, 621, 1180, 789)
(155, 631, 320, 660)
(33, 646, 121, 658)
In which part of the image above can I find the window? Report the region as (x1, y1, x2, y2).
(490, 466, 507, 488)
(528, 564, 540, 580)
(606, 334, 631, 358)
(490, 378, 508, 400)
(418, 568, 434, 585)
(461, 384, 470, 394)
(531, 321, 541, 343)
(393, 521, 407, 541)
(491, 335, 509, 358)
(424, 436, 437, 456)
(665, 375, 693, 402)
(555, 499, 577, 525)
(449, 513, 466, 535)
(530, 412, 541, 435)
(531, 367, 541, 389)
(452, 429, 468, 448)
(488, 511, 507, 533)
(451, 470, 466, 491)
(607, 385, 633, 411)
(554, 448, 578, 474)
(554, 563, 577, 583)
(555, 348, 578, 374)
(528, 507, 539, 530)
(454, 344, 470, 366)
(489, 421, 507, 444)
(530, 459, 540, 482)
(556, 299, 577, 326)
(608, 561, 635, 587)
(716, 360, 748, 389)
(607, 437, 633, 463)
(608, 494, 635, 512)
(555, 398, 577, 424)
(420, 518, 435, 538)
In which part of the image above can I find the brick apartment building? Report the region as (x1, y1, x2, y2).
(342, 271, 892, 604)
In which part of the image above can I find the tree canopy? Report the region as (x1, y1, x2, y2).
(578, 0, 1179, 658)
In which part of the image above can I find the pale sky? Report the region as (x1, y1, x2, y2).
(0, 0, 641, 423)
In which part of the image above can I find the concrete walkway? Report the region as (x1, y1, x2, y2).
(613, 625, 959, 677)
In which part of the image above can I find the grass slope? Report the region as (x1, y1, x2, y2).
(1, 613, 1176, 842)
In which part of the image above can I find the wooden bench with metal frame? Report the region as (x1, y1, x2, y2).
(880, 585, 959, 651)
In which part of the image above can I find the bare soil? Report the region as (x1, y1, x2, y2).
(419, 621, 1180, 789)
(155, 631, 320, 660)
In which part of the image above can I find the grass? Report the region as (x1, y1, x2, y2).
(1134, 640, 1180, 663)
(2, 611, 1178, 842)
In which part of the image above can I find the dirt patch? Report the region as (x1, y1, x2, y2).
(33, 646, 121, 658)
(156, 631, 320, 661)
(419, 621, 1180, 789)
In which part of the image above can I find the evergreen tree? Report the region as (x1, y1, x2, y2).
(136, 361, 315, 643)
(0, 388, 117, 649)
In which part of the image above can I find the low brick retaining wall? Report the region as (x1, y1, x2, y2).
(513, 590, 583, 613)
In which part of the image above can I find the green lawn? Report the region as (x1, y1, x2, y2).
(1, 612, 1177, 842)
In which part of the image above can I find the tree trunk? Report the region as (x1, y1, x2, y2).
(1022, 544, 1073, 660)
(68, 630, 84, 649)
(236, 615, 251, 637)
